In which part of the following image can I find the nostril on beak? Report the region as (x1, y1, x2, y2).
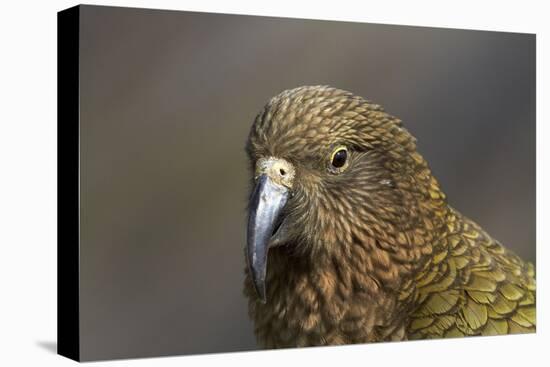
(256, 157, 295, 189)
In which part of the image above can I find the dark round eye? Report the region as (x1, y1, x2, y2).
(331, 148, 348, 168)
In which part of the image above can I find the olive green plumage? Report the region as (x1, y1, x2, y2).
(408, 210, 536, 338)
(243, 85, 535, 348)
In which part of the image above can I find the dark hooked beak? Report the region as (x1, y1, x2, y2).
(246, 174, 289, 303)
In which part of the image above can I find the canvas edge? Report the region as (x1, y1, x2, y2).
(57, 4, 81, 362)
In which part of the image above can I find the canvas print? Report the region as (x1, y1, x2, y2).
(58, 4, 536, 362)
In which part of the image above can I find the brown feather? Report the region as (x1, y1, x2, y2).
(244, 86, 535, 347)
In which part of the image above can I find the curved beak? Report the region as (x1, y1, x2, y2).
(246, 174, 289, 303)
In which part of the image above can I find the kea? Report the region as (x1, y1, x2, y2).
(243, 85, 535, 347)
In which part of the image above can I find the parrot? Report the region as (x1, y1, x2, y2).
(243, 85, 536, 348)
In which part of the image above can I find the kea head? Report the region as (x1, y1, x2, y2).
(245, 85, 446, 302)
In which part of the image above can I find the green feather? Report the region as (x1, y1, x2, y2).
(464, 274, 497, 292)
(481, 318, 508, 336)
(462, 300, 488, 330)
(499, 283, 525, 301)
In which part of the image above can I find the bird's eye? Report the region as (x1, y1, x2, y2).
(330, 146, 348, 170)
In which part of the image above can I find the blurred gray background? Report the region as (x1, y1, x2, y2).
(78, 5, 535, 361)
